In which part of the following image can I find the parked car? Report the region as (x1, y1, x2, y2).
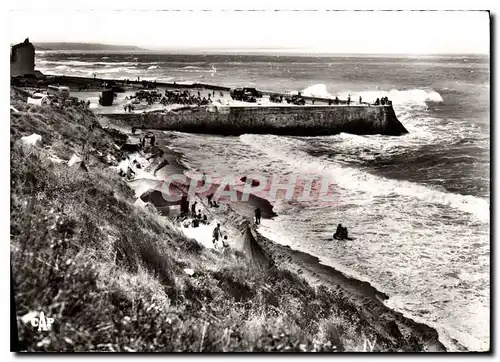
(285, 93, 306, 105)
(269, 93, 283, 103)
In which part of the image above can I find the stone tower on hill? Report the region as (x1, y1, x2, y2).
(10, 38, 35, 77)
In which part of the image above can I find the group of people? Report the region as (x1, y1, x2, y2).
(179, 201, 229, 250)
(374, 96, 391, 106)
(189, 208, 209, 228)
(212, 223, 229, 249)
(126, 90, 163, 105)
(117, 156, 138, 180)
(124, 89, 215, 108)
(123, 103, 135, 112)
(53, 97, 91, 110)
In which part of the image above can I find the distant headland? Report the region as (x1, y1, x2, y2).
(33, 42, 146, 51)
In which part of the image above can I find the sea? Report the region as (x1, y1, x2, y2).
(36, 51, 490, 351)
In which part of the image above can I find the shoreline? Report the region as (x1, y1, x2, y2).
(104, 118, 447, 352)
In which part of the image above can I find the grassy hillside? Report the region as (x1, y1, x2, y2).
(10, 88, 436, 352)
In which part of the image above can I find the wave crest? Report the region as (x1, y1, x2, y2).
(300, 84, 444, 106)
(239, 134, 488, 222)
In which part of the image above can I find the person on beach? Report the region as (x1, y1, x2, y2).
(359, 96, 363, 104)
(191, 201, 197, 216)
(150, 135, 156, 147)
(197, 211, 202, 220)
(255, 208, 262, 225)
(213, 223, 222, 245)
(201, 172, 207, 187)
(347, 95, 351, 105)
(207, 193, 213, 207)
(192, 218, 200, 228)
(202, 215, 208, 224)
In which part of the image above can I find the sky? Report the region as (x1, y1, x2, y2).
(8, 10, 490, 54)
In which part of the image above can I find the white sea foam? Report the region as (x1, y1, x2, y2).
(338, 88, 444, 106)
(148, 65, 159, 70)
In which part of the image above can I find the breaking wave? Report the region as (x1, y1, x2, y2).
(239, 134, 489, 223)
(301, 84, 334, 98)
